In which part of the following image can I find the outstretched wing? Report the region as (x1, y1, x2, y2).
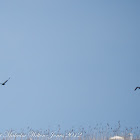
(134, 87, 140, 91)
(134, 87, 138, 91)
(3, 77, 10, 84)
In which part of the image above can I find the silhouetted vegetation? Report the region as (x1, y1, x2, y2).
(0, 122, 140, 140)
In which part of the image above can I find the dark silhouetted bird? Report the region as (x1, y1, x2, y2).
(0, 77, 10, 85)
(134, 87, 140, 91)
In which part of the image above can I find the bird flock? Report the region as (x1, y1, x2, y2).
(0, 77, 140, 92)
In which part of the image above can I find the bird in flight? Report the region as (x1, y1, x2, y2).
(134, 87, 140, 91)
(0, 77, 10, 85)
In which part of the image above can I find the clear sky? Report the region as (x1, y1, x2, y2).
(0, 0, 140, 132)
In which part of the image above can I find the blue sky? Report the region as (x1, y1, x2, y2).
(0, 0, 140, 132)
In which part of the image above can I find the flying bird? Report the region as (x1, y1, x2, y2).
(134, 87, 140, 91)
(0, 77, 10, 85)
